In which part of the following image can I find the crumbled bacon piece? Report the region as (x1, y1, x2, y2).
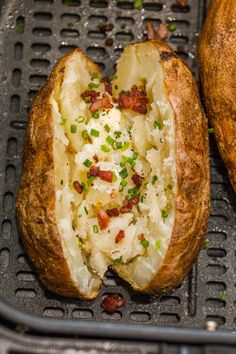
(156, 23, 168, 40)
(73, 181, 83, 194)
(100, 77, 112, 95)
(99, 170, 113, 183)
(98, 23, 114, 33)
(119, 206, 130, 214)
(146, 22, 156, 40)
(89, 93, 114, 112)
(105, 38, 114, 47)
(89, 165, 100, 176)
(138, 233, 145, 241)
(131, 173, 144, 189)
(81, 90, 100, 103)
(106, 208, 120, 217)
(130, 196, 139, 206)
(118, 85, 149, 114)
(93, 154, 99, 163)
(177, 0, 188, 7)
(119, 196, 140, 213)
(115, 230, 125, 244)
(113, 97, 118, 103)
(97, 207, 110, 230)
(102, 294, 125, 314)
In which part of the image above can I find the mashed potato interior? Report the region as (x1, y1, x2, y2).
(51, 43, 176, 296)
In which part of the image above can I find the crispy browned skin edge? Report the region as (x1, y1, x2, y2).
(16, 49, 101, 299)
(198, 0, 236, 192)
(113, 40, 210, 294)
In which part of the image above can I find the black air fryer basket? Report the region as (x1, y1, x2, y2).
(0, 0, 236, 347)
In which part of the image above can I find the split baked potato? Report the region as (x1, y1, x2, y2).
(198, 0, 236, 192)
(16, 40, 210, 299)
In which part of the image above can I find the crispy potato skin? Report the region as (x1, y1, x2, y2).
(198, 0, 236, 192)
(114, 40, 210, 294)
(16, 49, 100, 299)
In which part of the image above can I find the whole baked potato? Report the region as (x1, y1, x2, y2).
(198, 0, 236, 192)
(16, 40, 210, 299)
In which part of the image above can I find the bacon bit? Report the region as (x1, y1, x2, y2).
(97, 207, 110, 230)
(177, 0, 188, 6)
(100, 77, 112, 96)
(146, 22, 156, 40)
(106, 208, 120, 217)
(89, 93, 114, 113)
(67, 145, 77, 154)
(115, 230, 125, 244)
(118, 85, 149, 114)
(130, 196, 139, 206)
(119, 206, 130, 214)
(98, 23, 114, 33)
(113, 97, 118, 103)
(73, 181, 83, 194)
(156, 23, 168, 40)
(138, 233, 145, 241)
(105, 38, 114, 47)
(131, 173, 144, 189)
(102, 294, 125, 314)
(99, 170, 113, 183)
(93, 154, 99, 163)
(81, 90, 100, 103)
(89, 165, 100, 176)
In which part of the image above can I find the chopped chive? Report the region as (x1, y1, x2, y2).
(168, 23, 177, 32)
(87, 174, 95, 186)
(203, 240, 209, 249)
(90, 128, 100, 137)
(119, 178, 127, 191)
(140, 239, 149, 248)
(100, 144, 110, 153)
(119, 167, 128, 179)
(219, 292, 226, 302)
(112, 172, 118, 182)
(128, 187, 138, 198)
(92, 111, 100, 119)
(114, 131, 122, 138)
(84, 206, 88, 215)
(93, 225, 99, 233)
(106, 136, 114, 146)
(114, 84, 118, 90)
(152, 175, 158, 185)
(121, 156, 129, 164)
(154, 120, 163, 130)
(112, 74, 118, 80)
(92, 72, 99, 80)
(60, 179, 64, 185)
(161, 209, 168, 220)
(82, 130, 92, 143)
(208, 128, 215, 134)
(83, 159, 93, 168)
(84, 98, 90, 104)
(155, 240, 161, 250)
(59, 117, 67, 126)
(113, 141, 122, 150)
(70, 124, 77, 133)
(167, 184, 173, 190)
(88, 82, 99, 89)
(121, 142, 129, 151)
(104, 124, 110, 132)
(134, 0, 144, 9)
(75, 116, 85, 123)
(132, 152, 138, 160)
(113, 256, 122, 264)
(140, 195, 145, 203)
(78, 237, 84, 248)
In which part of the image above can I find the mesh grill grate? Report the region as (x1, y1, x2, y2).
(0, 0, 235, 332)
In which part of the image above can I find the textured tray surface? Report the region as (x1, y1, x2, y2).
(0, 0, 235, 332)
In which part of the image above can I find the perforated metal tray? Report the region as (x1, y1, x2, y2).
(0, 0, 236, 343)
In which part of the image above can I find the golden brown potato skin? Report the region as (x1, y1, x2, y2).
(198, 0, 236, 192)
(16, 49, 100, 299)
(114, 40, 210, 294)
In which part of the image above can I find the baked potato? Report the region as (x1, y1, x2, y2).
(16, 40, 210, 299)
(198, 0, 236, 192)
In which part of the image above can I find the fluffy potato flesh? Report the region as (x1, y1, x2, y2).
(51, 42, 176, 297)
